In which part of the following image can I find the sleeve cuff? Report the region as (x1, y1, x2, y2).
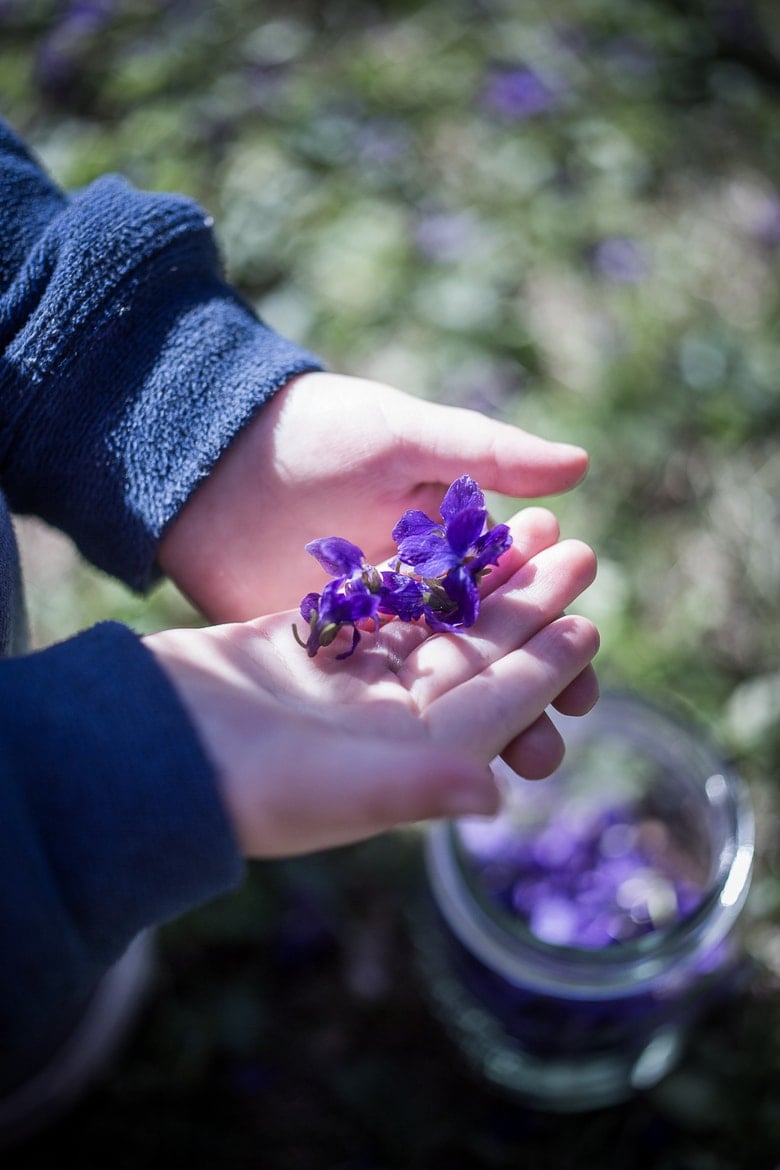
(0, 620, 245, 1084)
(0, 174, 324, 590)
(4, 621, 244, 960)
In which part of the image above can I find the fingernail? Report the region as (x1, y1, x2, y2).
(444, 774, 501, 818)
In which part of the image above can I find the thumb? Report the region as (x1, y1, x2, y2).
(409, 398, 589, 499)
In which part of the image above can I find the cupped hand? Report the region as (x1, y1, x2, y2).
(147, 507, 599, 858)
(157, 372, 589, 621)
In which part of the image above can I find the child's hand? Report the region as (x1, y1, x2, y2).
(148, 507, 598, 858)
(158, 373, 589, 622)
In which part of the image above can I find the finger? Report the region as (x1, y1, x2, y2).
(497, 666, 600, 778)
(406, 398, 589, 498)
(373, 506, 565, 668)
(425, 613, 600, 763)
(551, 663, 600, 716)
(245, 734, 501, 857)
(499, 712, 566, 780)
(476, 506, 560, 597)
(401, 538, 598, 706)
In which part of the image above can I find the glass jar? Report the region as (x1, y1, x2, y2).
(412, 691, 755, 1112)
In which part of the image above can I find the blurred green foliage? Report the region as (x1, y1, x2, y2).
(3, 0, 780, 1165)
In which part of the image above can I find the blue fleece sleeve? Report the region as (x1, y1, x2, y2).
(0, 119, 323, 591)
(0, 620, 243, 1089)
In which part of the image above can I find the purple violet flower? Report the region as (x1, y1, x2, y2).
(430, 567, 480, 630)
(393, 475, 488, 575)
(295, 475, 512, 656)
(378, 571, 427, 622)
(297, 537, 384, 658)
(304, 536, 367, 580)
(392, 475, 511, 629)
(299, 578, 379, 659)
(461, 800, 705, 949)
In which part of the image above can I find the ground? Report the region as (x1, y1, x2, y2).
(3, 1, 780, 1164)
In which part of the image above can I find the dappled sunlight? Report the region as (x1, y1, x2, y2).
(3, 0, 780, 1162)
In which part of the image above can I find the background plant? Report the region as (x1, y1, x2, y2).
(3, 1, 780, 1165)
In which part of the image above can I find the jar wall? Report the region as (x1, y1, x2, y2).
(413, 691, 755, 1112)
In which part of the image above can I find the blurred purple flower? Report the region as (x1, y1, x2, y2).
(356, 119, 410, 167)
(481, 66, 560, 121)
(245, 63, 293, 110)
(412, 210, 478, 262)
(34, 0, 113, 96)
(749, 193, 780, 248)
(590, 236, 649, 283)
(529, 895, 583, 947)
(466, 799, 705, 949)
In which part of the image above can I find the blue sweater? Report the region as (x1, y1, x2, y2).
(0, 119, 322, 1091)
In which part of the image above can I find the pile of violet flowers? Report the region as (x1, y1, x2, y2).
(294, 475, 512, 658)
(460, 801, 704, 949)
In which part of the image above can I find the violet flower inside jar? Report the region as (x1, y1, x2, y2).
(413, 691, 755, 1112)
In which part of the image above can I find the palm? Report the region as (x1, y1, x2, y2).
(248, 523, 592, 756)
(151, 511, 599, 858)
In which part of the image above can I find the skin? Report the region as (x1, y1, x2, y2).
(157, 371, 591, 621)
(149, 503, 599, 858)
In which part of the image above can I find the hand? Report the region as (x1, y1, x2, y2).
(147, 507, 598, 858)
(157, 372, 589, 622)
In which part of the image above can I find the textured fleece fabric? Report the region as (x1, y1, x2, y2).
(0, 118, 324, 1091)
